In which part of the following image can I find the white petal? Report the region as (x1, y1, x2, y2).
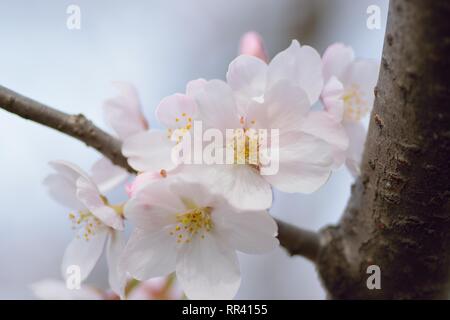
(120, 228, 177, 281)
(156, 94, 197, 129)
(124, 180, 182, 230)
(264, 132, 334, 193)
(122, 130, 177, 172)
(321, 76, 345, 121)
(195, 79, 241, 130)
(214, 206, 279, 254)
(342, 59, 380, 110)
(207, 165, 272, 211)
(76, 176, 124, 230)
(106, 230, 127, 297)
(301, 111, 349, 151)
(90, 157, 129, 194)
(226, 55, 268, 111)
(322, 43, 355, 82)
(103, 82, 148, 140)
(176, 233, 241, 300)
(267, 40, 323, 104)
(61, 227, 108, 282)
(186, 78, 207, 97)
(31, 279, 103, 300)
(43, 161, 91, 209)
(246, 80, 310, 132)
(345, 122, 367, 177)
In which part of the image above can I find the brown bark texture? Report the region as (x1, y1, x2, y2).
(317, 0, 450, 299)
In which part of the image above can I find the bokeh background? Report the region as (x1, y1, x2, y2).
(0, 0, 388, 299)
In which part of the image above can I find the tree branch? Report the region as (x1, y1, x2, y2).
(0, 85, 134, 173)
(0, 84, 320, 263)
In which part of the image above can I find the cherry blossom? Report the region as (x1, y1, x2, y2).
(321, 43, 380, 176)
(120, 178, 279, 300)
(239, 31, 268, 63)
(43, 160, 126, 295)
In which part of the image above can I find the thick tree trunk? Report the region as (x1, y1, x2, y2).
(317, 0, 450, 299)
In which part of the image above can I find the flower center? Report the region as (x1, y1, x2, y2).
(342, 84, 369, 122)
(169, 207, 213, 243)
(68, 210, 102, 241)
(167, 112, 193, 143)
(229, 127, 260, 170)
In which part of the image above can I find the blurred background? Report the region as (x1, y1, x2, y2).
(0, 0, 388, 299)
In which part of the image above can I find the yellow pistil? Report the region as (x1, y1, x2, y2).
(230, 127, 260, 170)
(342, 84, 369, 122)
(169, 206, 213, 244)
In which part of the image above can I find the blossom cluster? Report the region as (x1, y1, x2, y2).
(40, 33, 379, 300)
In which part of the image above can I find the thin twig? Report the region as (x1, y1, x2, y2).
(0, 84, 320, 262)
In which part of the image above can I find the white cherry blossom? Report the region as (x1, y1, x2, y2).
(44, 160, 126, 295)
(120, 178, 279, 300)
(321, 43, 380, 176)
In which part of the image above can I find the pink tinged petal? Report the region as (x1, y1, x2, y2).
(345, 122, 367, 177)
(207, 165, 272, 211)
(31, 279, 103, 300)
(126, 171, 162, 198)
(301, 111, 349, 151)
(342, 59, 380, 112)
(239, 31, 268, 63)
(43, 161, 91, 209)
(122, 130, 177, 172)
(61, 227, 108, 282)
(106, 230, 127, 297)
(322, 76, 345, 121)
(156, 94, 197, 130)
(194, 80, 241, 130)
(226, 55, 268, 111)
(103, 82, 149, 140)
(124, 181, 183, 230)
(247, 80, 310, 132)
(214, 206, 279, 254)
(186, 78, 207, 98)
(91, 157, 129, 194)
(322, 43, 355, 82)
(120, 228, 177, 281)
(76, 176, 124, 230)
(176, 233, 241, 300)
(264, 132, 334, 193)
(267, 40, 323, 104)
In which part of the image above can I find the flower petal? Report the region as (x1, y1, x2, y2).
(246, 79, 310, 132)
(103, 82, 149, 140)
(43, 161, 91, 210)
(186, 78, 207, 97)
(264, 132, 334, 193)
(76, 176, 124, 230)
(106, 230, 127, 297)
(61, 227, 108, 282)
(124, 180, 183, 230)
(120, 228, 177, 281)
(122, 130, 177, 172)
(194, 80, 241, 130)
(267, 40, 323, 104)
(90, 157, 129, 194)
(176, 233, 241, 300)
(345, 122, 367, 177)
(214, 207, 279, 254)
(156, 94, 197, 130)
(226, 55, 268, 111)
(301, 110, 349, 151)
(321, 76, 345, 121)
(322, 43, 355, 82)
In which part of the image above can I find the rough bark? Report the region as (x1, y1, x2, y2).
(317, 0, 450, 299)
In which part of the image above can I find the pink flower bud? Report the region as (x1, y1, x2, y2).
(239, 31, 268, 62)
